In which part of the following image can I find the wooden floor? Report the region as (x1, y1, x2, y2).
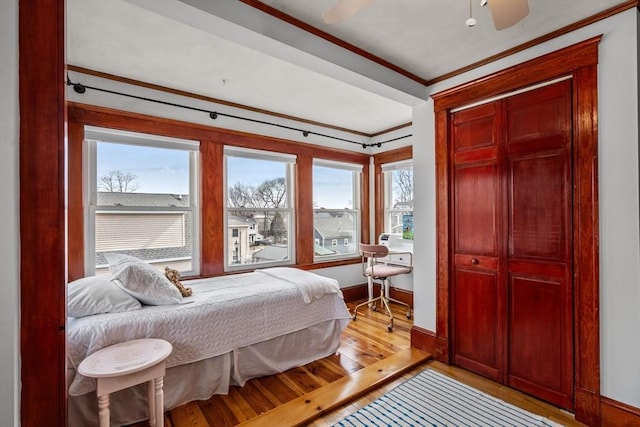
(129, 300, 585, 427)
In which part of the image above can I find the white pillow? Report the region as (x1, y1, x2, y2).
(67, 275, 142, 318)
(105, 253, 183, 306)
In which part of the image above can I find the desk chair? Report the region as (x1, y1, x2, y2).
(352, 243, 412, 331)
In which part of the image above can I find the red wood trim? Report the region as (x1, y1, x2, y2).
(200, 142, 225, 276)
(572, 63, 601, 426)
(434, 109, 451, 364)
(601, 396, 640, 427)
(432, 36, 602, 111)
(433, 38, 601, 425)
(67, 64, 371, 138)
(19, 0, 67, 425)
(372, 146, 413, 238)
(373, 163, 384, 240)
(340, 283, 369, 303)
(411, 326, 437, 354)
(67, 118, 85, 281)
(239, 0, 428, 86)
(68, 103, 370, 164)
(296, 155, 314, 265)
(425, 1, 636, 86)
(360, 163, 371, 245)
(370, 122, 412, 138)
(373, 146, 412, 166)
(66, 103, 371, 276)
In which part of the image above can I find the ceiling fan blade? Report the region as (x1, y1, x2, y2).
(322, 0, 373, 25)
(489, 0, 529, 30)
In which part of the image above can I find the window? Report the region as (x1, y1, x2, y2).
(85, 127, 200, 276)
(383, 160, 413, 237)
(224, 146, 296, 270)
(313, 159, 361, 260)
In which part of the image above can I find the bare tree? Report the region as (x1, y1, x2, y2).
(254, 178, 286, 208)
(393, 169, 413, 206)
(228, 182, 255, 208)
(98, 170, 139, 192)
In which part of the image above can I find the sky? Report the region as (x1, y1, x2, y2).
(98, 142, 354, 208)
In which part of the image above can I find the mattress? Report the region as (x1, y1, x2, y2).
(67, 267, 351, 396)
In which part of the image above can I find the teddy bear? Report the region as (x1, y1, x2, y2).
(165, 266, 193, 297)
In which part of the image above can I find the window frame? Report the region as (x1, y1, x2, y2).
(223, 146, 297, 272)
(312, 159, 362, 262)
(382, 159, 414, 235)
(84, 126, 200, 277)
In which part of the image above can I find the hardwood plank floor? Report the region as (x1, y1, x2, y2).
(129, 300, 585, 427)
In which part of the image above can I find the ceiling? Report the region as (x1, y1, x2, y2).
(66, 0, 625, 135)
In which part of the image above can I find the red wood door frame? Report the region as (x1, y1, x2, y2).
(433, 37, 601, 426)
(19, 0, 67, 425)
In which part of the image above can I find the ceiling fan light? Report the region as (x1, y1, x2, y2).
(466, 17, 477, 27)
(322, 0, 373, 25)
(490, 0, 529, 30)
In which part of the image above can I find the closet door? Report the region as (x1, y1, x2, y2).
(505, 80, 573, 409)
(451, 102, 505, 382)
(450, 80, 574, 410)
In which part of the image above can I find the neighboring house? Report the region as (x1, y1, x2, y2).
(313, 212, 355, 255)
(95, 192, 192, 267)
(252, 245, 289, 263)
(228, 216, 252, 264)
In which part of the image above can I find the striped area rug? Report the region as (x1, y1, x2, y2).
(333, 369, 562, 427)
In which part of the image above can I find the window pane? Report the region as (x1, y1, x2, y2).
(226, 151, 294, 269)
(91, 137, 197, 276)
(313, 165, 354, 209)
(97, 142, 190, 206)
(390, 168, 413, 210)
(228, 211, 290, 266)
(385, 166, 413, 235)
(314, 211, 357, 256)
(227, 157, 289, 208)
(96, 211, 193, 273)
(313, 164, 359, 259)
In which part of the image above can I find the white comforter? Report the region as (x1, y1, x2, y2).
(67, 268, 349, 396)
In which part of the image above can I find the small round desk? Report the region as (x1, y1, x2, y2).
(78, 338, 173, 427)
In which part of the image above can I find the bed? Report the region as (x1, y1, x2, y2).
(66, 265, 351, 427)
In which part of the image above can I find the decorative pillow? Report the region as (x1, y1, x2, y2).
(104, 253, 183, 306)
(165, 266, 193, 297)
(67, 275, 141, 318)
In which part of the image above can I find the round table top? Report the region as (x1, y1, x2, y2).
(78, 338, 173, 378)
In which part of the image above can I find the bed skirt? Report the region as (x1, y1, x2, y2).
(68, 318, 349, 426)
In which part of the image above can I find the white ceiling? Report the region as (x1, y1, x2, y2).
(66, 0, 624, 135)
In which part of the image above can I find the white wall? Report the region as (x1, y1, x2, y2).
(0, 0, 20, 425)
(411, 9, 640, 408)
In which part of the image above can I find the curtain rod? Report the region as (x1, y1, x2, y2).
(66, 77, 411, 149)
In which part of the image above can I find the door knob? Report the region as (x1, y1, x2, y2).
(471, 258, 479, 265)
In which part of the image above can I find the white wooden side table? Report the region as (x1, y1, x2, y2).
(78, 338, 173, 427)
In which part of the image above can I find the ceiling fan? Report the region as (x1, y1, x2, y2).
(321, 0, 529, 30)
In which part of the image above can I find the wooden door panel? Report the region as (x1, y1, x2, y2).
(506, 80, 574, 410)
(453, 268, 500, 380)
(453, 102, 498, 153)
(509, 151, 570, 260)
(507, 79, 571, 146)
(509, 274, 573, 408)
(454, 163, 499, 255)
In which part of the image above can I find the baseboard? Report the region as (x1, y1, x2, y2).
(340, 283, 369, 303)
(410, 326, 436, 353)
(341, 283, 413, 307)
(601, 396, 640, 426)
